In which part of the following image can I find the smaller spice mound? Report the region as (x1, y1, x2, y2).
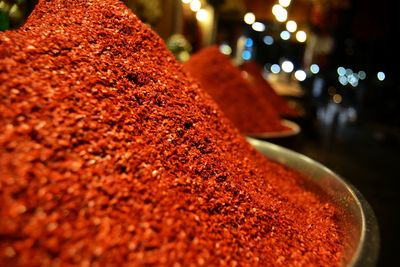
(184, 46, 287, 134)
(240, 61, 301, 118)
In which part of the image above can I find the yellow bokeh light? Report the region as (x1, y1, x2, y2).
(286, 20, 297, 32)
(333, 94, 342, 104)
(196, 9, 209, 22)
(190, 0, 201, 12)
(296, 31, 307, 42)
(272, 4, 283, 16)
(244, 12, 256, 25)
(279, 0, 291, 8)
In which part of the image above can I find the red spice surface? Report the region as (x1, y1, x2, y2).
(1, 0, 343, 266)
(184, 47, 287, 134)
(240, 61, 301, 118)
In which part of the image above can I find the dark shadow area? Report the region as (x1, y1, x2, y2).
(291, 101, 399, 267)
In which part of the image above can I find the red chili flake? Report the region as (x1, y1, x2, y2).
(1, 0, 343, 266)
(240, 61, 301, 118)
(184, 46, 288, 134)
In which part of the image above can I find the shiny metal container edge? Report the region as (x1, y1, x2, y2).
(246, 137, 380, 267)
(246, 119, 301, 139)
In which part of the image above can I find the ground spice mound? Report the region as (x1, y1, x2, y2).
(184, 46, 287, 134)
(240, 61, 301, 118)
(1, 0, 343, 266)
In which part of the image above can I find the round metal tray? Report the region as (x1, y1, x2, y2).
(246, 119, 301, 139)
(246, 137, 380, 267)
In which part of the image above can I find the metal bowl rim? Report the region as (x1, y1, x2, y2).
(245, 119, 301, 138)
(246, 137, 380, 267)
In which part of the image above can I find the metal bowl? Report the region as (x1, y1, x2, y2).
(246, 137, 380, 267)
(246, 119, 301, 150)
(246, 119, 301, 139)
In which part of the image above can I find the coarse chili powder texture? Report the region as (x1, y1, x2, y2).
(184, 46, 287, 135)
(1, 0, 343, 266)
(240, 61, 301, 118)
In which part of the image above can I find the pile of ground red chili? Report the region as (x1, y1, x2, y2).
(240, 61, 301, 118)
(0, 0, 343, 266)
(184, 47, 288, 134)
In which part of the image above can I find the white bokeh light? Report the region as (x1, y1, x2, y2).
(294, 70, 307, 81)
(348, 74, 359, 87)
(281, 60, 294, 73)
(377, 71, 385, 81)
(310, 64, 320, 74)
(271, 64, 281, 74)
(252, 22, 266, 32)
(263, 36, 274, 45)
(280, 30, 291, 40)
(275, 8, 288, 22)
(219, 44, 232, 55)
(358, 71, 366, 80)
(337, 67, 346, 76)
(339, 76, 348, 85)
